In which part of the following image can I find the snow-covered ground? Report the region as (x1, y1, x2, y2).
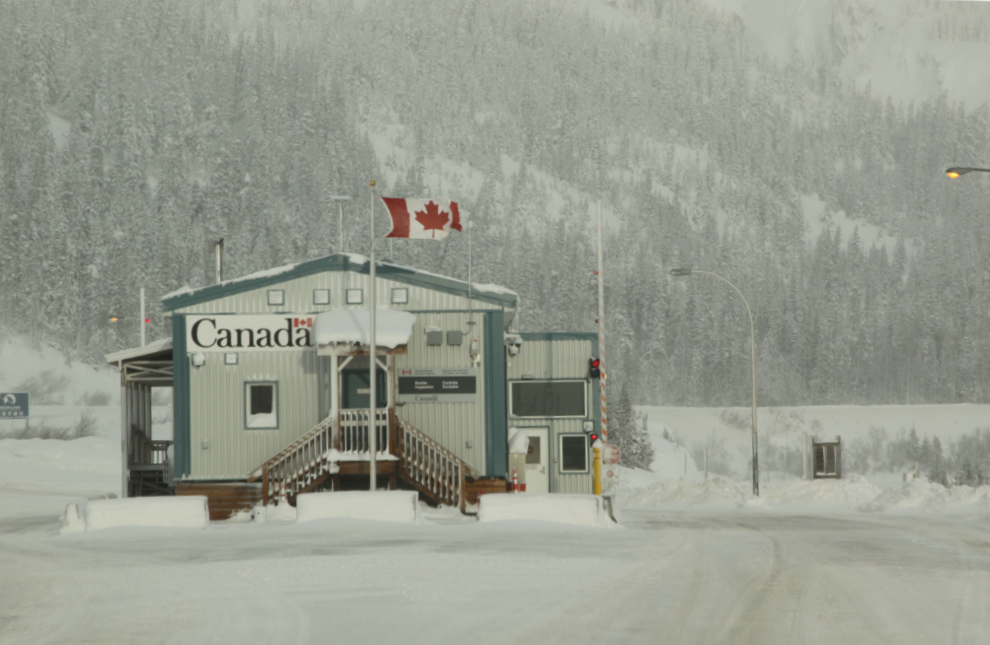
(2, 339, 990, 642)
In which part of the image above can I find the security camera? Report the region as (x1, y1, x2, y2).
(504, 333, 523, 356)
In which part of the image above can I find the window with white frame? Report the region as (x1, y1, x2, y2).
(267, 289, 285, 306)
(559, 434, 589, 472)
(313, 288, 330, 305)
(346, 288, 363, 304)
(245, 382, 278, 429)
(510, 380, 587, 418)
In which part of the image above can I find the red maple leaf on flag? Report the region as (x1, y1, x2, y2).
(414, 201, 450, 238)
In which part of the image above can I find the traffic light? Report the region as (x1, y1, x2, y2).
(589, 357, 601, 379)
(588, 430, 599, 443)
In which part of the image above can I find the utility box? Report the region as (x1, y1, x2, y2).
(812, 436, 841, 479)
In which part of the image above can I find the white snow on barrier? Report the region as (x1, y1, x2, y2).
(478, 494, 617, 527)
(295, 490, 420, 523)
(78, 496, 209, 532)
(859, 479, 990, 515)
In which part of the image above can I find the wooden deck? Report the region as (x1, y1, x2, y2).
(175, 481, 262, 521)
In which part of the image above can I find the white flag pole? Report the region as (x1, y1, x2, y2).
(369, 180, 378, 491)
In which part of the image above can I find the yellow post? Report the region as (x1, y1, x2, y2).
(593, 444, 602, 495)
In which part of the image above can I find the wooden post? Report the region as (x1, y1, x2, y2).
(262, 466, 269, 507)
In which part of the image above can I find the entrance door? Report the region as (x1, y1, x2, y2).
(524, 427, 549, 494)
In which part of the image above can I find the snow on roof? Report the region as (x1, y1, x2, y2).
(315, 309, 416, 349)
(161, 260, 305, 301)
(105, 337, 173, 365)
(161, 253, 516, 304)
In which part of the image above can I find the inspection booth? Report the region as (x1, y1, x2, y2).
(108, 253, 600, 517)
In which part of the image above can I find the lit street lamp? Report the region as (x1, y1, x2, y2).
(670, 268, 760, 496)
(946, 167, 990, 179)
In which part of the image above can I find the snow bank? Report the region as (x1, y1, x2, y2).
(622, 477, 749, 509)
(477, 494, 617, 527)
(79, 496, 209, 532)
(859, 479, 990, 515)
(295, 491, 420, 523)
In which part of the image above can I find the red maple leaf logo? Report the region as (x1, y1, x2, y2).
(414, 201, 450, 238)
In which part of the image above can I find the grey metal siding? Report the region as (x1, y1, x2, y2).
(187, 349, 321, 479)
(394, 311, 488, 474)
(506, 334, 597, 494)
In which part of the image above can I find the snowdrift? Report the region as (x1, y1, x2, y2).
(62, 496, 209, 533)
(295, 490, 420, 523)
(478, 494, 617, 527)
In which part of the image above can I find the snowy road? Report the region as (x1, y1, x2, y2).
(2, 508, 988, 644)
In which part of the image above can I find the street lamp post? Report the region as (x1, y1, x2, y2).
(330, 195, 352, 252)
(946, 167, 990, 179)
(671, 268, 760, 496)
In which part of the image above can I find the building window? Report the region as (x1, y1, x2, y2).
(245, 382, 278, 429)
(346, 288, 363, 305)
(391, 287, 409, 304)
(313, 289, 330, 305)
(559, 435, 589, 473)
(267, 289, 285, 306)
(224, 353, 238, 365)
(510, 381, 587, 418)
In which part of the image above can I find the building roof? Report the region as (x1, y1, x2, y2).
(105, 337, 173, 365)
(161, 253, 517, 312)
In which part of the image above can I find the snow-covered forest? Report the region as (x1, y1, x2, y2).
(3, 0, 990, 407)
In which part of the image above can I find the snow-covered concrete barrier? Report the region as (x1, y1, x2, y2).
(295, 490, 420, 523)
(478, 494, 618, 527)
(66, 496, 210, 532)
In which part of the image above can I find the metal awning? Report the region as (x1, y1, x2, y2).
(314, 309, 415, 355)
(106, 338, 173, 386)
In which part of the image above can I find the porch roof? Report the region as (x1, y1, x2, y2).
(315, 308, 415, 351)
(105, 337, 173, 366)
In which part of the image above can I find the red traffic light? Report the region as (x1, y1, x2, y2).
(589, 358, 601, 378)
(589, 432, 599, 443)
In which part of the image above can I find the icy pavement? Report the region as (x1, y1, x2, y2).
(2, 493, 989, 644)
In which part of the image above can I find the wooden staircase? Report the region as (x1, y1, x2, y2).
(250, 410, 477, 511)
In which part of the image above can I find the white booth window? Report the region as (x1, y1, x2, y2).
(245, 382, 278, 429)
(313, 288, 330, 305)
(346, 288, 363, 304)
(559, 434, 589, 473)
(510, 380, 587, 418)
(267, 289, 285, 306)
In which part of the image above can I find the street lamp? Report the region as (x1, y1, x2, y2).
(330, 195, 352, 252)
(670, 268, 760, 496)
(946, 167, 990, 179)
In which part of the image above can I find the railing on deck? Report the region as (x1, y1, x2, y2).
(339, 409, 390, 454)
(129, 426, 172, 467)
(396, 417, 471, 509)
(256, 415, 336, 506)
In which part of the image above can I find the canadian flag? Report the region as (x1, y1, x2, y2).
(381, 198, 463, 239)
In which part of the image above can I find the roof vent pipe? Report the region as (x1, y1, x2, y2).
(214, 238, 224, 284)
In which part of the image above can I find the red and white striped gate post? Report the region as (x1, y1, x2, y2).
(596, 201, 608, 445)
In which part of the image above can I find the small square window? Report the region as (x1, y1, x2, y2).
(313, 289, 330, 305)
(346, 288, 363, 305)
(267, 289, 285, 306)
(560, 434, 589, 472)
(245, 382, 278, 429)
(447, 331, 462, 346)
(224, 353, 238, 365)
(391, 288, 409, 304)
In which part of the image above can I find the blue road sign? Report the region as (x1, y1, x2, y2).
(0, 393, 29, 418)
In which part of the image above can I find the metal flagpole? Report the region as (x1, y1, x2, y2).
(369, 180, 377, 491)
(139, 287, 146, 347)
(596, 201, 607, 445)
